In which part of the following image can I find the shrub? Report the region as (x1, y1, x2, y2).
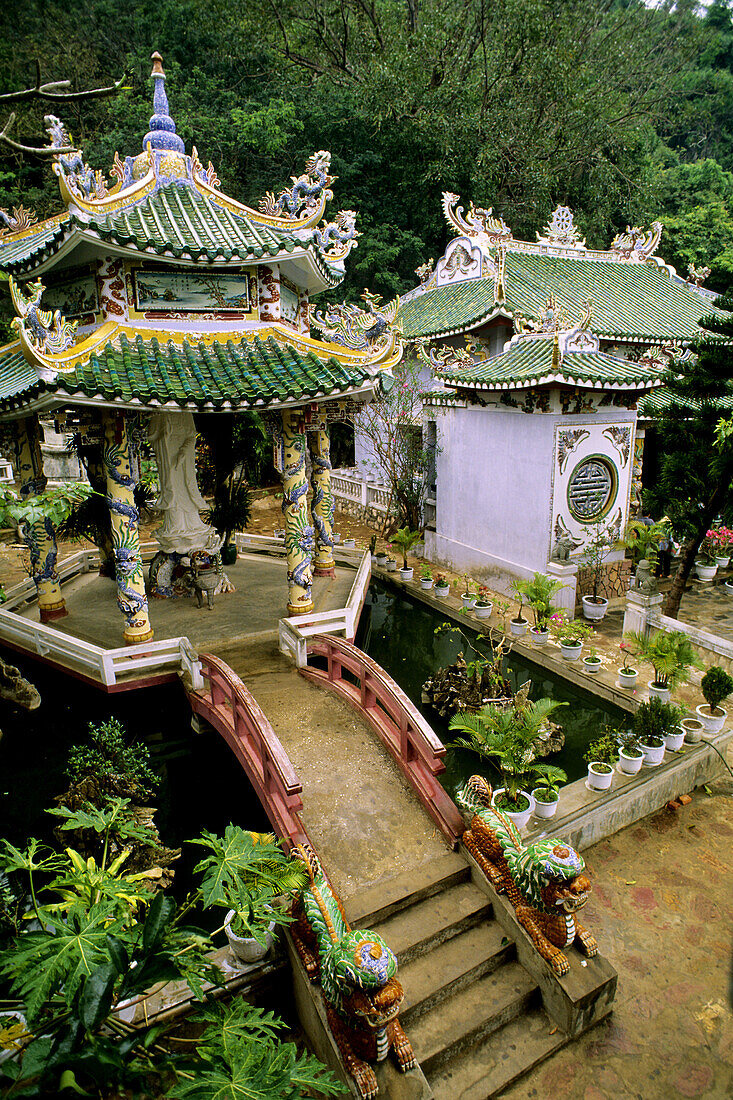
(632, 698, 683, 745)
(701, 667, 733, 713)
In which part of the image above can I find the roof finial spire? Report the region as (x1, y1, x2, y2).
(143, 51, 185, 155)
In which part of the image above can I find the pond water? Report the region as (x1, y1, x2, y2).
(356, 581, 629, 796)
(0, 648, 270, 916)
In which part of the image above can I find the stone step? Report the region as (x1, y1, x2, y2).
(407, 960, 538, 1075)
(344, 851, 469, 927)
(399, 921, 516, 1027)
(372, 880, 493, 965)
(428, 1005, 567, 1100)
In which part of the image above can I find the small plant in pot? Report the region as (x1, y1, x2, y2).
(581, 519, 616, 621)
(582, 643, 603, 674)
(192, 826, 307, 964)
(695, 535, 718, 580)
(375, 546, 388, 566)
(584, 729, 619, 790)
(618, 641, 638, 689)
(632, 697, 682, 764)
(696, 666, 733, 735)
(624, 628, 703, 703)
(369, 534, 377, 563)
(385, 552, 397, 571)
(550, 611, 594, 661)
(392, 526, 422, 581)
(449, 696, 568, 830)
(521, 572, 563, 645)
(420, 565, 434, 590)
(457, 573, 477, 609)
(434, 573, 449, 597)
(508, 577, 530, 636)
(474, 585, 493, 620)
(531, 765, 568, 820)
(616, 728, 645, 775)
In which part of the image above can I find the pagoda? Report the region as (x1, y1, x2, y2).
(0, 54, 401, 643)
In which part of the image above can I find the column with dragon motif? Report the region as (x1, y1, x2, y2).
(280, 410, 314, 614)
(308, 420, 335, 578)
(13, 416, 67, 621)
(102, 412, 153, 644)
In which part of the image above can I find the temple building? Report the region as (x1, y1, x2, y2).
(391, 195, 727, 601)
(0, 53, 400, 643)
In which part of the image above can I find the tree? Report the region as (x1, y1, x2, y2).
(645, 289, 733, 618)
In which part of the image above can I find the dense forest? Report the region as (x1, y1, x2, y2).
(1, 0, 733, 306)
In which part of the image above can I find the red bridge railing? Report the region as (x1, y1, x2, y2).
(188, 653, 309, 846)
(301, 634, 464, 846)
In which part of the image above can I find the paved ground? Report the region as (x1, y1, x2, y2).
(502, 771, 733, 1100)
(677, 580, 733, 643)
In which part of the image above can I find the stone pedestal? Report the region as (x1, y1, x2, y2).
(547, 560, 578, 619)
(622, 590, 663, 638)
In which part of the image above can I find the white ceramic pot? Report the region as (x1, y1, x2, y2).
(726, 580, 733, 593)
(371, 554, 378, 566)
(225, 911, 276, 964)
(695, 704, 726, 734)
(582, 595, 609, 621)
(681, 717, 704, 743)
(618, 748, 644, 775)
(696, 562, 717, 581)
(343, 538, 356, 549)
(664, 728, 685, 752)
(386, 559, 397, 572)
(332, 533, 341, 544)
(475, 603, 493, 619)
(420, 577, 434, 590)
(509, 618, 529, 637)
(715, 555, 730, 569)
(531, 790, 559, 819)
(647, 681, 671, 704)
(434, 584, 449, 598)
(461, 595, 476, 610)
(640, 739, 665, 766)
(530, 628, 549, 646)
(491, 787, 534, 830)
(583, 657, 602, 674)
(399, 567, 414, 581)
(376, 554, 387, 566)
(560, 641, 583, 662)
(587, 762, 614, 790)
(618, 668, 638, 689)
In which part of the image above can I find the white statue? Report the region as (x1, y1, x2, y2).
(147, 411, 216, 555)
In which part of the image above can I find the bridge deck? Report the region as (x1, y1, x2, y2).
(211, 636, 453, 901)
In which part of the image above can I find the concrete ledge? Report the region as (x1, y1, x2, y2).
(523, 727, 733, 852)
(285, 933, 434, 1100)
(462, 849, 617, 1039)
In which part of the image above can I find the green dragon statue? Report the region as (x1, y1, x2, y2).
(291, 844, 415, 1099)
(456, 775, 599, 975)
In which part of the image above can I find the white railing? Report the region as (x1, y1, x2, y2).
(2, 542, 161, 611)
(278, 548, 371, 668)
(330, 469, 391, 515)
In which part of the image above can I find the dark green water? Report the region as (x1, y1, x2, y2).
(356, 581, 629, 795)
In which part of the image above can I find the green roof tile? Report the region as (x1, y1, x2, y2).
(0, 344, 39, 401)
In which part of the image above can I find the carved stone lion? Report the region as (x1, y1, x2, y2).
(291, 844, 415, 1099)
(550, 534, 581, 563)
(456, 776, 598, 975)
(634, 558, 658, 596)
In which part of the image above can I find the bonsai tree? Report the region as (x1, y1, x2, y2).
(391, 526, 421, 569)
(509, 577, 528, 624)
(449, 696, 568, 812)
(624, 629, 704, 691)
(582, 519, 617, 603)
(633, 697, 683, 746)
(583, 729, 620, 773)
(700, 666, 733, 716)
(617, 728, 643, 759)
(191, 826, 307, 945)
(521, 572, 564, 631)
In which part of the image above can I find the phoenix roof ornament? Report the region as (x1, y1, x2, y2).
(441, 192, 512, 245)
(312, 290, 401, 352)
(610, 221, 662, 261)
(10, 276, 77, 357)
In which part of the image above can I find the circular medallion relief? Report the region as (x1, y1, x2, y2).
(567, 455, 618, 522)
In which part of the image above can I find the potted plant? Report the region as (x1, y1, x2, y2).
(333, 531, 341, 544)
(584, 730, 619, 790)
(617, 729, 644, 775)
(508, 578, 530, 636)
(708, 525, 732, 568)
(618, 641, 638, 689)
(531, 766, 568, 820)
(520, 572, 563, 645)
(581, 520, 616, 621)
(375, 546, 388, 566)
(343, 536, 356, 549)
(474, 585, 493, 620)
(695, 535, 718, 581)
(449, 696, 568, 830)
(434, 573, 450, 597)
(696, 666, 733, 734)
(191, 826, 307, 964)
(420, 565, 434, 590)
(582, 644, 602, 674)
(369, 534, 378, 565)
(632, 697, 681, 764)
(391, 526, 422, 581)
(385, 554, 397, 572)
(681, 715, 705, 743)
(550, 611, 594, 661)
(458, 573, 477, 610)
(624, 629, 704, 703)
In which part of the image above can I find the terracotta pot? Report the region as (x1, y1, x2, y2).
(491, 787, 534, 830)
(696, 704, 726, 734)
(618, 668, 638, 689)
(582, 595, 609, 622)
(618, 748, 643, 775)
(587, 762, 614, 790)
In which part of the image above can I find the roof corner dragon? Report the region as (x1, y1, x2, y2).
(45, 115, 108, 202)
(259, 150, 335, 224)
(10, 276, 78, 358)
(441, 191, 512, 246)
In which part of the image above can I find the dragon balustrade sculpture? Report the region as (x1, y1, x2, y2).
(291, 844, 415, 1100)
(456, 775, 598, 976)
(441, 191, 513, 245)
(0, 204, 37, 237)
(313, 209, 361, 260)
(259, 150, 334, 219)
(10, 277, 77, 357)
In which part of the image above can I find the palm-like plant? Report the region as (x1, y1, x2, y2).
(624, 629, 704, 690)
(519, 572, 564, 630)
(449, 697, 568, 810)
(390, 526, 422, 568)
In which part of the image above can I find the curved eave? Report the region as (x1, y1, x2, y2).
(402, 304, 512, 342)
(437, 371, 665, 392)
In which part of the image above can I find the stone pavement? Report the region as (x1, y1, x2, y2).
(502, 772, 733, 1100)
(677, 581, 733, 644)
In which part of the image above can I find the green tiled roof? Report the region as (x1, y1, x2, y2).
(639, 387, 733, 417)
(0, 217, 71, 271)
(399, 253, 726, 343)
(0, 333, 376, 410)
(438, 337, 662, 389)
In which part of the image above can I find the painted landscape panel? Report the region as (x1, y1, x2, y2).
(44, 271, 99, 319)
(134, 269, 250, 312)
